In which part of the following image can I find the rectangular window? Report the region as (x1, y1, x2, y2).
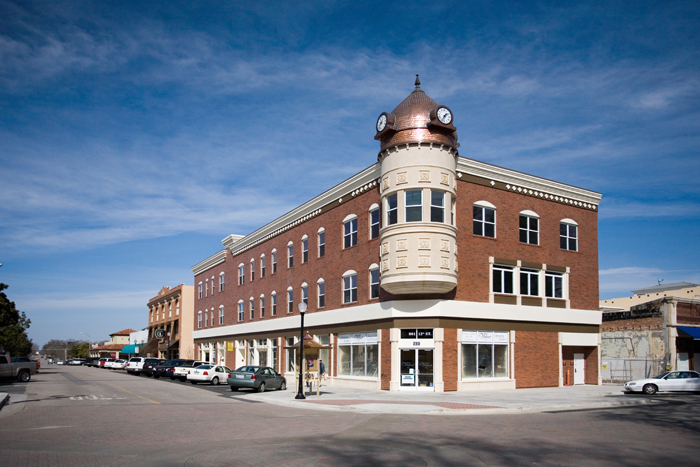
(387, 193, 398, 225)
(520, 268, 540, 296)
(318, 282, 325, 308)
(261, 257, 266, 278)
(250, 299, 255, 320)
(370, 209, 380, 239)
(302, 286, 308, 305)
(238, 303, 244, 322)
(205, 281, 208, 297)
(318, 231, 325, 257)
(461, 332, 509, 379)
(198, 283, 202, 299)
(344, 218, 358, 248)
(338, 335, 378, 378)
(204, 311, 208, 327)
(211, 310, 214, 326)
(219, 307, 224, 325)
(211, 280, 214, 295)
(370, 269, 380, 299)
(238, 265, 245, 285)
(260, 297, 265, 318)
(250, 260, 255, 281)
(493, 265, 514, 294)
(545, 271, 564, 298)
(287, 290, 293, 313)
(198, 312, 202, 328)
(561, 223, 578, 251)
(343, 274, 358, 304)
(219, 274, 225, 292)
(430, 190, 444, 223)
(272, 252, 277, 274)
(519, 215, 539, 245)
(286, 337, 296, 373)
(302, 238, 308, 263)
(288, 245, 294, 268)
(272, 294, 277, 316)
(405, 190, 422, 222)
(473, 206, 496, 237)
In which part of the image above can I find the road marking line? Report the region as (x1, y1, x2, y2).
(103, 383, 160, 404)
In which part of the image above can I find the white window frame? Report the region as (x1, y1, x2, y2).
(271, 249, 277, 274)
(386, 193, 398, 225)
(560, 219, 578, 251)
(369, 204, 380, 239)
(545, 271, 564, 299)
(197, 311, 202, 328)
(287, 241, 294, 268)
(250, 297, 255, 320)
(369, 264, 380, 299)
(520, 268, 540, 297)
(219, 305, 224, 325)
(260, 294, 265, 318)
(318, 228, 325, 258)
(317, 278, 325, 308)
(342, 270, 358, 304)
(238, 301, 244, 322)
(198, 282, 203, 299)
(343, 214, 358, 249)
(238, 263, 245, 285)
(430, 190, 444, 223)
(219, 272, 225, 292)
(301, 282, 308, 305)
(302, 235, 309, 263)
(519, 210, 539, 245)
(260, 254, 266, 278)
(287, 286, 294, 313)
(271, 291, 277, 316)
(405, 189, 422, 222)
(250, 258, 255, 281)
(473, 201, 496, 238)
(492, 265, 514, 295)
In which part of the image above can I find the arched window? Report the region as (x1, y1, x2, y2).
(519, 210, 539, 245)
(237, 300, 244, 322)
(287, 286, 294, 313)
(318, 227, 326, 257)
(219, 305, 224, 325)
(560, 218, 578, 251)
(473, 201, 496, 238)
(343, 214, 358, 248)
(342, 270, 358, 304)
(271, 291, 277, 316)
(369, 264, 380, 299)
(369, 204, 380, 239)
(317, 278, 325, 308)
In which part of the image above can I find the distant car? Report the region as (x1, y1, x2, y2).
(111, 359, 127, 370)
(187, 364, 232, 385)
(55, 360, 65, 365)
(102, 358, 116, 369)
(126, 357, 149, 375)
(172, 361, 207, 381)
(624, 370, 700, 395)
(227, 366, 286, 392)
(141, 358, 166, 377)
(85, 357, 101, 367)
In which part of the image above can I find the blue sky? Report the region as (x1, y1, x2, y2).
(1, 1, 698, 346)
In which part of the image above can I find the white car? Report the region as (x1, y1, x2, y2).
(172, 361, 207, 382)
(125, 357, 148, 375)
(111, 359, 127, 370)
(187, 364, 232, 385)
(624, 370, 700, 395)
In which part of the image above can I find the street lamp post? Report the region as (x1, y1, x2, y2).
(295, 302, 307, 400)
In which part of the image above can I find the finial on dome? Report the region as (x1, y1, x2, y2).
(415, 74, 421, 89)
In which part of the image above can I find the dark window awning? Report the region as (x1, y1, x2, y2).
(678, 326, 700, 340)
(120, 344, 143, 354)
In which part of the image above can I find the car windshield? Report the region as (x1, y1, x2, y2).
(196, 364, 214, 369)
(235, 366, 260, 372)
(653, 372, 671, 379)
(129, 358, 141, 362)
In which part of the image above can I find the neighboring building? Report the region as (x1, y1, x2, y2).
(599, 282, 699, 312)
(119, 329, 149, 356)
(90, 328, 137, 359)
(146, 285, 195, 360)
(190, 78, 603, 392)
(600, 284, 700, 382)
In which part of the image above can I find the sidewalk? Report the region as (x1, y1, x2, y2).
(237, 383, 652, 414)
(0, 392, 8, 410)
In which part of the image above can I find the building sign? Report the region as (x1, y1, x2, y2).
(462, 330, 509, 344)
(227, 342, 234, 351)
(338, 331, 378, 345)
(400, 329, 433, 339)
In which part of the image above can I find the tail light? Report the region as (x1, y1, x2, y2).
(188, 370, 191, 374)
(203, 371, 208, 375)
(250, 375, 256, 380)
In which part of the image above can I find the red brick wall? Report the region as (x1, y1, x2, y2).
(443, 328, 458, 391)
(677, 301, 700, 325)
(455, 180, 599, 310)
(562, 346, 598, 385)
(514, 331, 559, 388)
(380, 329, 391, 390)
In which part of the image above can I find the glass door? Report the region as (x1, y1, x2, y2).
(400, 349, 434, 391)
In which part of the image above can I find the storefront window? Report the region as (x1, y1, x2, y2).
(461, 330, 509, 379)
(337, 331, 378, 378)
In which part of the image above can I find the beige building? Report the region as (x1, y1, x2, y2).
(89, 329, 137, 358)
(600, 282, 699, 311)
(146, 285, 195, 360)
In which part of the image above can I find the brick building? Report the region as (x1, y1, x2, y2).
(190, 78, 603, 391)
(146, 285, 195, 360)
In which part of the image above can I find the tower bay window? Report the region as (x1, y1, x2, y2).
(405, 189, 422, 222)
(387, 193, 398, 225)
(430, 190, 444, 223)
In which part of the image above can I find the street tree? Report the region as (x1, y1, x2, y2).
(0, 283, 33, 357)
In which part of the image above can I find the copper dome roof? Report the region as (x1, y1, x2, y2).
(376, 76, 458, 154)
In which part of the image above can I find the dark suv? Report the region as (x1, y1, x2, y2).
(141, 358, 166, 377)
(152, 359, 192, 379)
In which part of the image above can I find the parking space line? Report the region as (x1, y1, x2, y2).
(102, 382, 160, 405)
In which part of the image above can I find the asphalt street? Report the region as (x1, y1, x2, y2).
(1, 365, 699, 466)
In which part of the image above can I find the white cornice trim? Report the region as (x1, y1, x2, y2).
(223, 163, 381, 257)
(192, 299, 601, 340)
(456, 157, 602, 208)
(191, 250, 227, 276)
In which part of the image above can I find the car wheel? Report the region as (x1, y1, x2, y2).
(153, 374, 160, 379)
(191, 381, 198, 385)
(211, 376, 219, 385)
(279, 381, 286, 391)
(180, 377, 187, 382)
(230, 386, 238, 391)
(643, 384, 658, 395)
(257, 382, 266, 393)
(17, 371, 30, 383)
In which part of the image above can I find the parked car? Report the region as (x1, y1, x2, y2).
(102, 358, 116, 369)
(187, 364, 232, 385)
(141, 358, 166, 377)
(68, 358, 86, 365)
(0, 354, 38, 382)
(125, 357, 149, 375)
(85, 357, 101, 367)
(152, 359, 191, 379)
(172, 360, 207, 381)
(227, 366, 286, 392)
(624, 370, 700, 395)
(56, 360, 65, 365)
(111, 359, 127, 370)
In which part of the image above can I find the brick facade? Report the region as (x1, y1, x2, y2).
(381, 329, 391, 390)
(442, 328, 458, 391)
(514, 331, 560, 388)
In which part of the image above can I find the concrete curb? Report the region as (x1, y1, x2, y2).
(0, 393, 9, 411)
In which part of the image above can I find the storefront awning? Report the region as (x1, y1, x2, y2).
(120, 344, 142, 354)
(678, 326, 700, 340)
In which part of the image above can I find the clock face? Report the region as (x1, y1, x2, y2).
(376, 114, 387, 132)
(437, 107, 452, 125)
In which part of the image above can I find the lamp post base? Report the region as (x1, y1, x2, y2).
(295, 393, 306, 400)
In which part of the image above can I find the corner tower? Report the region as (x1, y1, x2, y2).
(375, 76, 459, 295)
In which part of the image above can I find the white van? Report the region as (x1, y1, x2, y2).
(126, 357, 149, 376)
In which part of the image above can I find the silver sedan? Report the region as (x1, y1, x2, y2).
(624, 370, 700, 395)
